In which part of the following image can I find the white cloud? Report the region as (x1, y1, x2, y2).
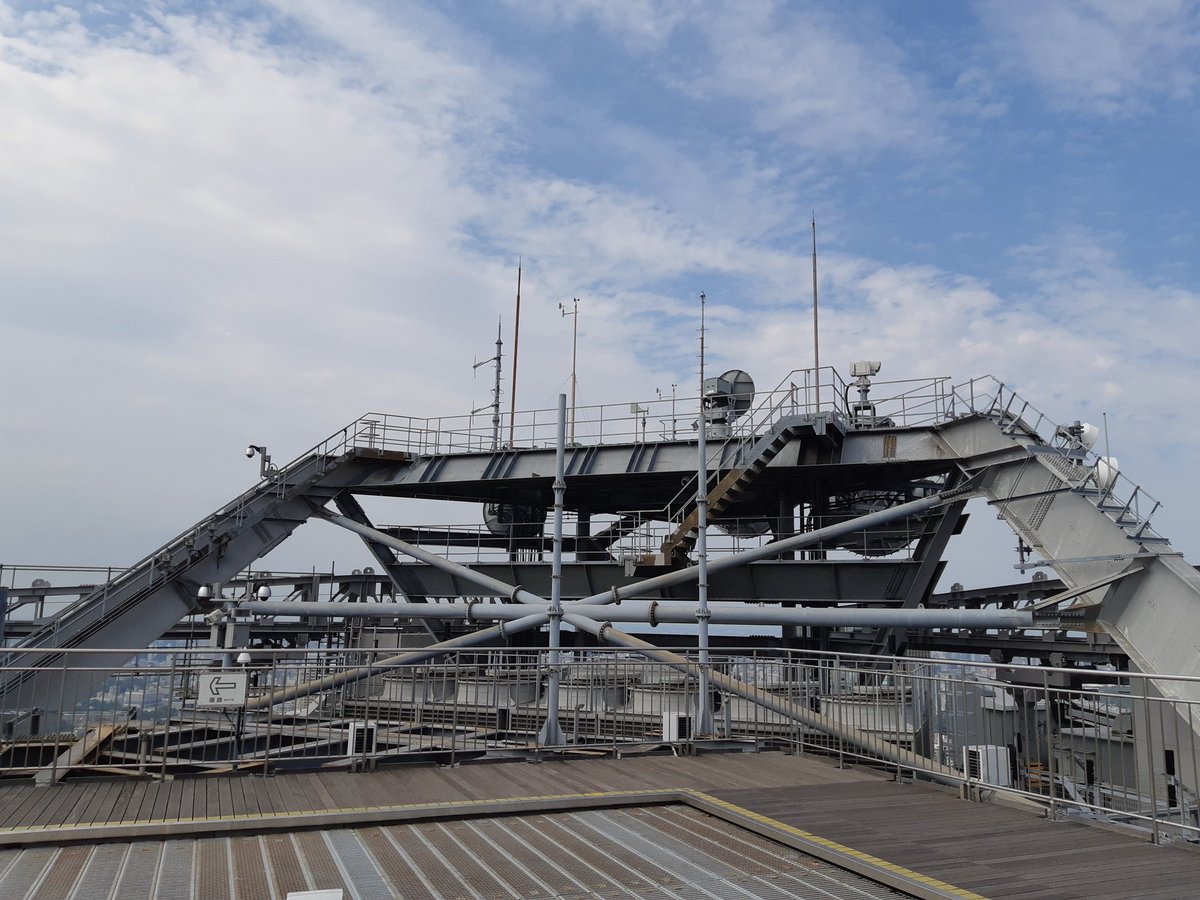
(510, 0, 693, 48)
(0, 4, 515, 561)
(684, 2, 945, 157)
(510, 0, 947, 157)
(977, 0, 1200, 115)
(3, 1, 1200, 593)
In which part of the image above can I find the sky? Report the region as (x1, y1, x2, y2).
(3, 0, 1200, 593)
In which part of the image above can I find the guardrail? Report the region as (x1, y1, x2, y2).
(1, 645, 1196, 841)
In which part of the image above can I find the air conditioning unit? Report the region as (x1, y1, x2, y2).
(662, 712, 693, 741)
(963, 744, 1012, 787)
(348, 721, 378, 756)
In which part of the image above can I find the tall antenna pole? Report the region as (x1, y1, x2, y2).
(491, 319, 503, 450)
(508, 259, 522, 447)
(471, 319, 504, 451)
(811, 214, 820, 380)
(695, 291, 714, 736)
(559, 297, 580, 443)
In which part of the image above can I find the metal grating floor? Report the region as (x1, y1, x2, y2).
(0, 804, 911, 899)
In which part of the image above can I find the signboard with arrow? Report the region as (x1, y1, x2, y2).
(198, 672, 248, 707)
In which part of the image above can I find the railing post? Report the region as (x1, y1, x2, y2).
(263, 652, 276, 777)
(450, 655, 459, 767)
(1043, 668, 1058, 819)
(1141, 676, 1160, 843)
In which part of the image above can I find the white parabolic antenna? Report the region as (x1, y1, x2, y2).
(705, 369, 755, 420)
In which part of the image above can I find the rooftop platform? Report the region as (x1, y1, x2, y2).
(0, 750, 1195, 898)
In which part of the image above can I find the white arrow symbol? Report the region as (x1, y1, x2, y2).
(208, 675, 238, 698)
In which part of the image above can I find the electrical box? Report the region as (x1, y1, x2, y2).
(662, 712, 693, 742)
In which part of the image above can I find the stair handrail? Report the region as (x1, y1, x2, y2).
(949, 376, 1167, 544)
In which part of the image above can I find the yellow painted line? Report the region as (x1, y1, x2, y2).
(684, 791, 987, 900)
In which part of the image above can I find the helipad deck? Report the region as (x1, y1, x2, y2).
(0, 751, 1195, 898)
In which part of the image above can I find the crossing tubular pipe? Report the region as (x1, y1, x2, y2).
(251, 482, 972, 710)
(323, 480, 968, 609)
(239, 600, 1035, 629)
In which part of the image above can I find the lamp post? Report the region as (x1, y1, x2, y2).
(559, 298, 580, 443)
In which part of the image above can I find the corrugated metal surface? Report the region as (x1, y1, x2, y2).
(0, 805, 908, 899)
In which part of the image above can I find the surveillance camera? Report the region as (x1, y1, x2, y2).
(849, 361, 882, 378)
(245, 445, 257, 458)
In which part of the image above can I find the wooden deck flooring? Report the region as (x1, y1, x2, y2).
(0, 750, 1195, 898)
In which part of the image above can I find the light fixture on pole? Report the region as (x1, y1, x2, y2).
(558, 297, 580, 443)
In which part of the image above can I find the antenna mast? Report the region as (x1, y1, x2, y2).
(811, 214, 820, 376)
(472, 318, 504, 451)
(559, 297, 580, 443)
(694, 290, 714, 736)
(507, 259, 522, 447)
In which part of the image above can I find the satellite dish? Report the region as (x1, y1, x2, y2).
(1094, 456, 1120, 492)
(1078, 423, 1100, 451)
(703, 369, 755, 421)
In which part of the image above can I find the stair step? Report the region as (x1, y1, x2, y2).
(1128, 533, 1169, 544)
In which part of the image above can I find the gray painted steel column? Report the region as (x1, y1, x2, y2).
(537, 394, 567, 746)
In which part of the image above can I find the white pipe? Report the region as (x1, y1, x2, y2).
(239, 600, 1035, 629)
(323, 485, 960, 614)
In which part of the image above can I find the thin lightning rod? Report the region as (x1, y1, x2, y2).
(508, 259, 522, 447)
(811, 213, 820, 375)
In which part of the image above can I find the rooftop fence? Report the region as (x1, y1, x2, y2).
(1, 645, 1196, 844)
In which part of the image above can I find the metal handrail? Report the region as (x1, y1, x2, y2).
(950, 376, 1167, 542)
(1, 643, 1197, 841)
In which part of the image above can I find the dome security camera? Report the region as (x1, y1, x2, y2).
(245, 445, 257, 458)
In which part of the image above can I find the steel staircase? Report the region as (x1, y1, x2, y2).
(966, 382, 1168, 549)
(940, 378, 1200, 717)
(659, 419, 806, 563)
(1, 427, 414, 732)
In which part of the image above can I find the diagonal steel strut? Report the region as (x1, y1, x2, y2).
(249, 482, 975, 718)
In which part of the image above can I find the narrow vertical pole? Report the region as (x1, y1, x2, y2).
(570, 301, 579, 443)
(560, 298, 580, 444)
(491, 319, 503, 451)
(538, 394, 568, 746)
(811, 214, 820, 375)
(508, 260, 522, 447)
(695, 292, 714, 737)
